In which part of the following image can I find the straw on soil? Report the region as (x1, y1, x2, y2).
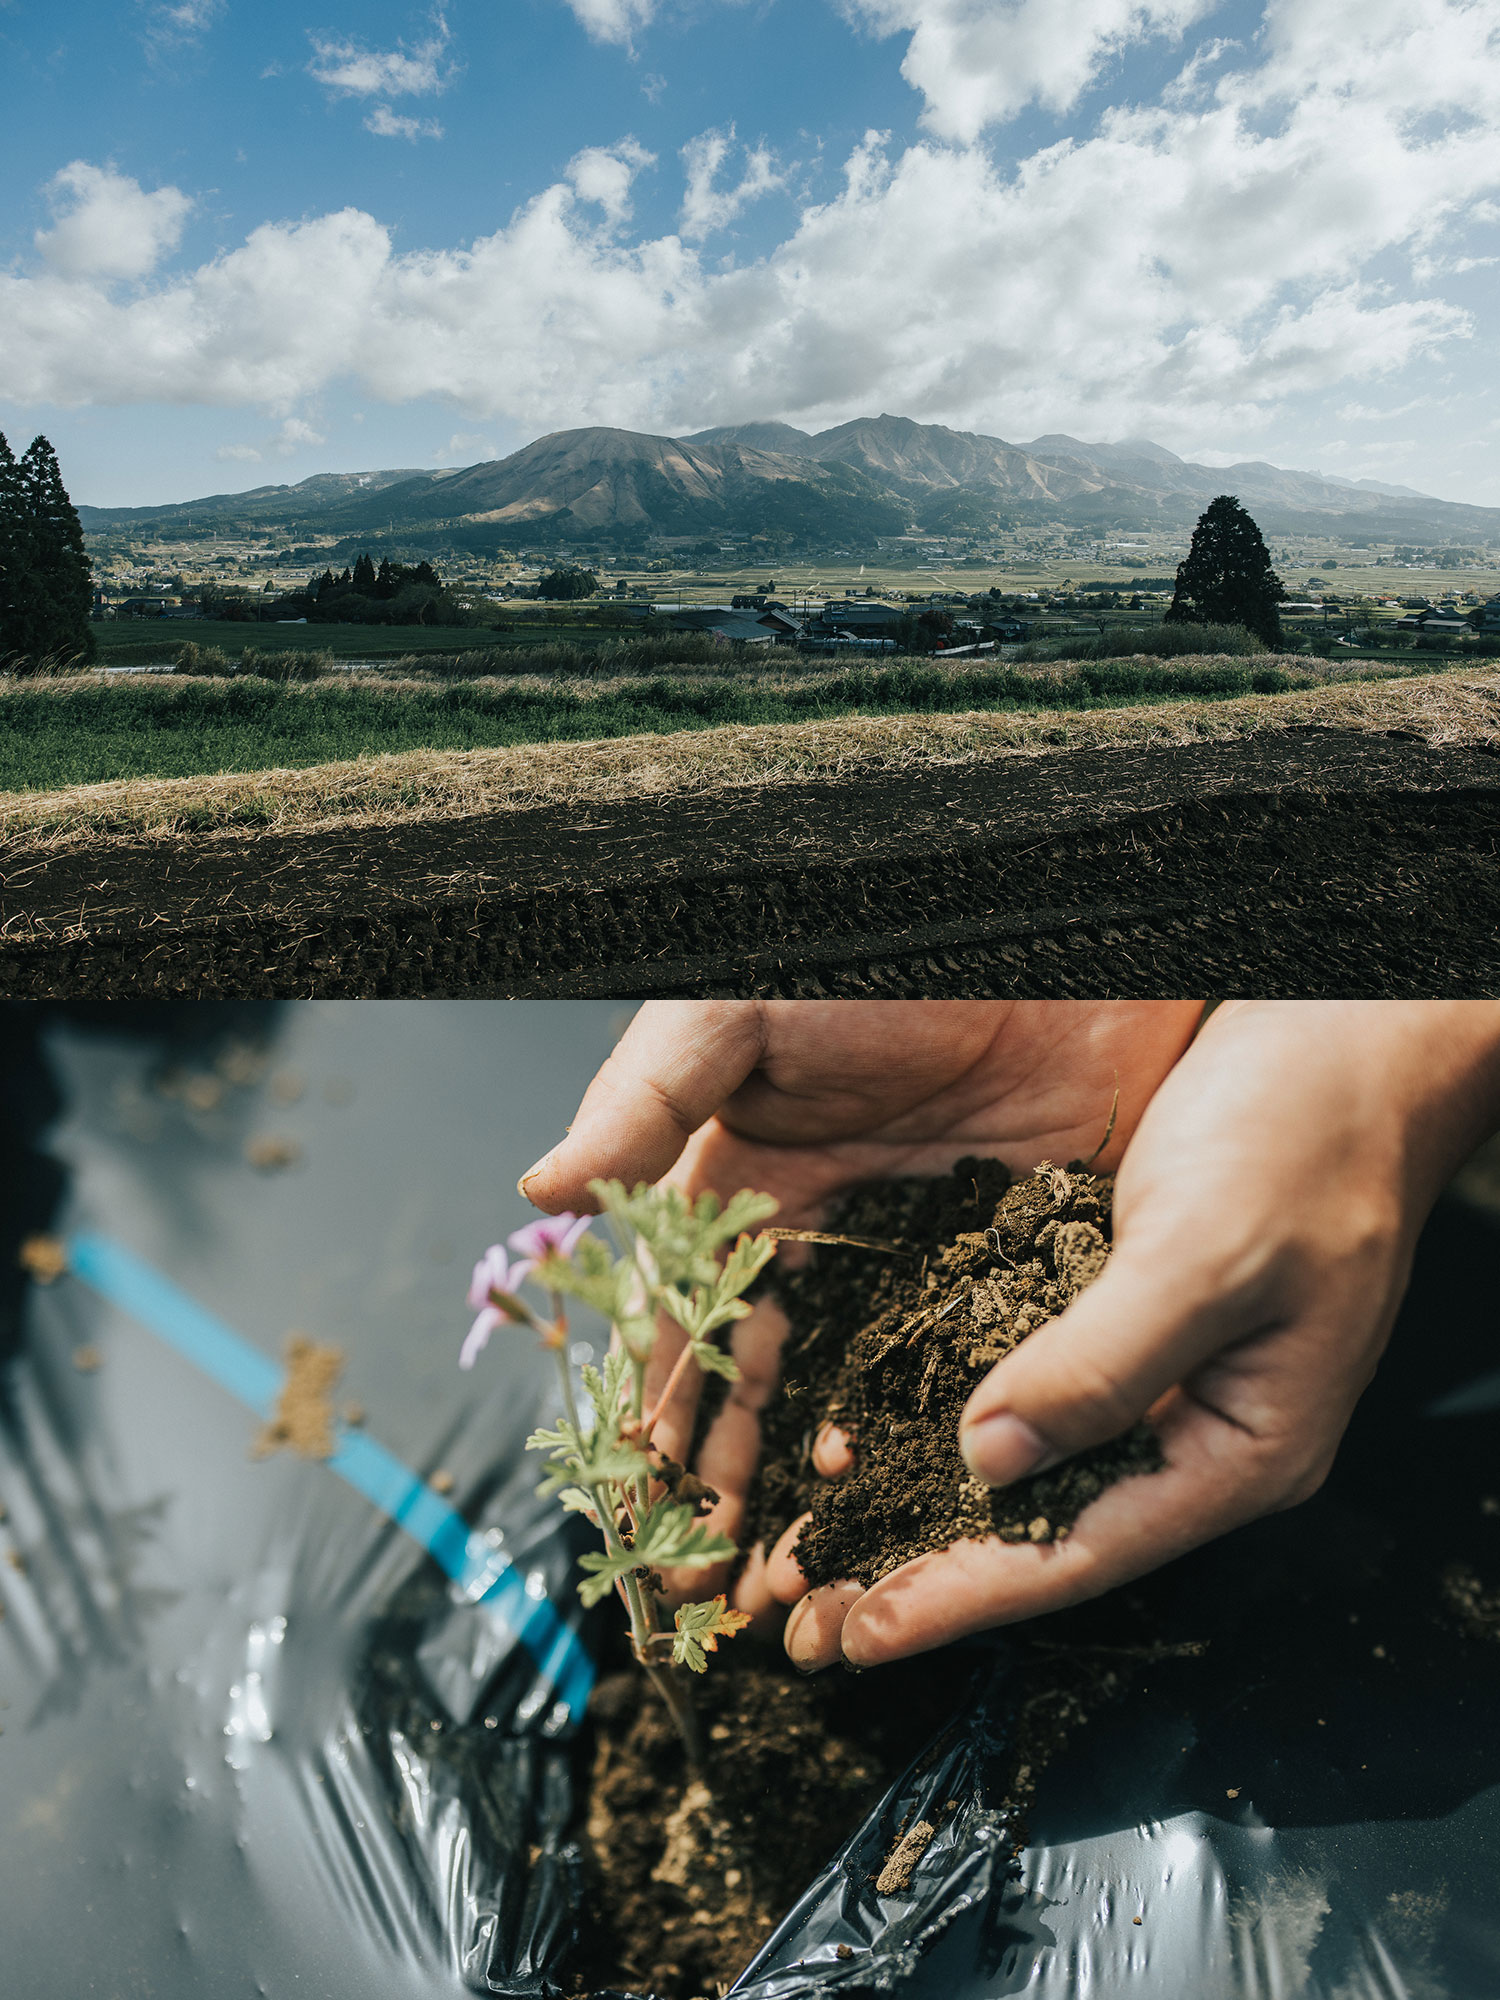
(4, 658, 1496, 856)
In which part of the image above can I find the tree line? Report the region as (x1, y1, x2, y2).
(0, 433, 95, 670)
(224, 553, 462, 626)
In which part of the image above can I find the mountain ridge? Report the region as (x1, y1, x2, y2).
(78, 415, 1499, 545)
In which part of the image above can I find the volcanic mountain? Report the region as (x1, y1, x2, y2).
(79, 415, 1500, 545)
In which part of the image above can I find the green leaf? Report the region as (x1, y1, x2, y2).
(574, 1498, 736, 1607)
(671, 1594, 753, 1673)
(689, 1337, 741, 1382)
(556, 1487, 598, 1516)
(586, 1179, 780, 1295)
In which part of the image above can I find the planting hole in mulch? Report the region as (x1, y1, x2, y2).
(573, 1156, 1168, 1999)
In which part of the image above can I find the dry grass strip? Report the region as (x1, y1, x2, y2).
(4, 658, 1496, 857)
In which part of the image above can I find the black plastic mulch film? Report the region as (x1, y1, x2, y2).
(3, 1001, 1500, 1999)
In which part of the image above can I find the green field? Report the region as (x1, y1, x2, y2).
(0, 655, 1450, 793)
(90, 619, 594, 665)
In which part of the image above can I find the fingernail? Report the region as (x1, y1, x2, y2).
(517, 1151, 552, 1200)
(840, 1631, 873, 1671)
(961, 1411, 1053, 1487)
(784, 1599, 824, 1674)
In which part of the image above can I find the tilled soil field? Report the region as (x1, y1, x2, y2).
(4, 727, 1498, 997)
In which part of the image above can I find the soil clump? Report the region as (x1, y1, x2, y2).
(251, 1333, 345, 1460)
(747, 1156, 1162, 1583)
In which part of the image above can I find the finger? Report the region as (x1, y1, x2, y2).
(784, 1581, 865, 1673)
(518, 1002, 769, 1211)
(764, 1511, 815, 1603)
(958, 1235, 1272, 1488)
(659, 1294, 788, 1602)
(730, 1541, 784, 1631)
(812, 1423, 855, 1479)
(641, 1315, 699, 1471)
(843, 1381, 1332, 1665)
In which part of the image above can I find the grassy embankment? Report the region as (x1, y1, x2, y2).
(5, 660, 1495, 851)
(0, 648, 1465, 794)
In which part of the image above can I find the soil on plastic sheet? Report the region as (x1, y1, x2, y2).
(5, 729, 1500, 997)
(573, 1157, 1165, 2000)
(571, 1649, 957, 2000)
(745, 1156, 1162, 1583)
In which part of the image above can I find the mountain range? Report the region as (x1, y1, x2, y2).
(78, 414, 1500, 548)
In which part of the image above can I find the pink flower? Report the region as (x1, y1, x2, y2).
(467, 1244, 533, 1311)
(460, 1245, 534, 1370)
(508, 1213, 591, 1263)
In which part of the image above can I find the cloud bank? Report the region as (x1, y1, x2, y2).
(3, 1, 1496, 459)
(839, 0, 1218, 139)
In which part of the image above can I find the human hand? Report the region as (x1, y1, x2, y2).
(520, 999, 1203, 1608)
(774, 999, 1500, 1671)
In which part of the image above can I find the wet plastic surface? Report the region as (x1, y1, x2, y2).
(4, 1001, 1500, 1999)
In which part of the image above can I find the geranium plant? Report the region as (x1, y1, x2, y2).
(462, 1179, 779, 1765)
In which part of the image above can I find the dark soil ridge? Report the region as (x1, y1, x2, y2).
(3, 729, 1498, 997)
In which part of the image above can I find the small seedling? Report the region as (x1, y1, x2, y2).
(462, 1179, 779, 1766)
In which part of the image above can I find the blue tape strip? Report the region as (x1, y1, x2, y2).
(66, 1232, 595, 1718)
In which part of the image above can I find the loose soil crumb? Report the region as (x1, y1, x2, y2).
(251, 1334, 344, 1460)
(875, 1818, 936, 1894)
(18, 1235, 67, 1284)
(245, 1135, 303, 1171)
(1442, 1563, 1500, 1642)
(748, 1157, 1163, 1586)
(572, 1649, 957, 2000)
(71, 1345, 103, 1373)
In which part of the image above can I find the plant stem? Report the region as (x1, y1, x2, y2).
(641, 1337, 700, 1438)
(554, 1339, 703, 1773)
(643, 1655, 705, 1775)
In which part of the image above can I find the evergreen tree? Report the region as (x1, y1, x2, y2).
(352, 551, 377, 594)
(411, 560, 440, 589)
(1165, 495, 1283, 647)
(373, 557, 396, 600)
(0, 435, 96, 668)
(315, 568, 338, 598)
(0, 432, 28, 664)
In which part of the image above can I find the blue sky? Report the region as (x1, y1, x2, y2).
(1, 0, 1496, 508)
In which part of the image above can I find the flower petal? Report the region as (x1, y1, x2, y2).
(459, 1306, 502, 1370)
(508, 1212, 588, 1262)
(467, 1247, 506, 1312)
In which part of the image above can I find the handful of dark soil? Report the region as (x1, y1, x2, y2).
(747, 1155, 1164, 1587)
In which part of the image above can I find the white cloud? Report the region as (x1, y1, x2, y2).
(35, 162, 193, 281)
(215, 443, 263, 462)
(438, 431, 497, 462)
(838, 0, 1217, 138)
(566, 140, 655, 224)
(308, 15, 453, 99)
(561, 0, 659, 47)
(680, 127, 783, 238)
(5, 0, 1498, 484)
(143, 0, 223, 54)
(364, 106, 445, 141)
(275, 417, 326, 454)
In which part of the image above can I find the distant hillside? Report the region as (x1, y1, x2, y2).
(77, 466, 455, 534)
(80, 415, 1500, 546)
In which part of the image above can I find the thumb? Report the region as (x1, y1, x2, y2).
(519, 1001, 769, 1212)
(958, 1240, 1254, 1486)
